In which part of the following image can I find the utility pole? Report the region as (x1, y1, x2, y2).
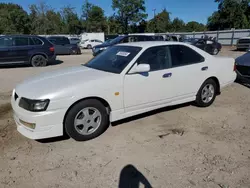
(153, 8, 156, 17)
(153, 8, 157, 33)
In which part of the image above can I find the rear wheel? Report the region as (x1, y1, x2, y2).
(70, 49, 77, 55)
(195, 79, 217, 107)
(87, 44, 92, 49)
(64, 99, 109, 141)
(31, 55, 47, 67)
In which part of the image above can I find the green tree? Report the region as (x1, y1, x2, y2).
(112, 0, 148, 33)
(207, 0, 250, 30)
(137, 19, 147, 33)
(61, 6, 82, 34)
(171, 18, 185, 32)
(106, 15, 123, 34)
(46, 10, 64, 34)
(0, 3, 30, 34)
(29, 2, 60, 35)
(185, 21, 206, 32)
(81, 0, 106, 32)
(147, 9, 171, 33)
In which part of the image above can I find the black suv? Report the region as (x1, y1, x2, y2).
(47, 36, 81, 55)
(0, 35, 55, 67)
(92, 35, 154, 56)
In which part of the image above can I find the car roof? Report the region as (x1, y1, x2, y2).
(1, 35, 44, 38)
(117, 41, 189, 48)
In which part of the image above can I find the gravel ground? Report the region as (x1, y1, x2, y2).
(0, 47, 250, 188)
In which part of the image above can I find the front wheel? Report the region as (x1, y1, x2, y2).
(212, 48, 219, 55)
(64, 99, 109, 141)
(195, 79, 217, 107)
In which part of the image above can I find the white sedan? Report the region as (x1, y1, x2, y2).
(80, 39, 103, 49)
(11, 42, 236, 141)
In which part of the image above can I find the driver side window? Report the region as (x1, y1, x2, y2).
(136, 46, 171, 72)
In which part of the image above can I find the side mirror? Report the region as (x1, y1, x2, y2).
(129, 64, 150, 74)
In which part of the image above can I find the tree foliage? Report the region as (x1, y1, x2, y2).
(147, 9, 171, 33)
(82, 0, 106, 32)
(61, 6, 82, 34)
(112, 0, 147, 33)
(0, 3, 30, 34)
(207, 0, 250, 30)
(1, 1, 249, 35)
(171, 18, 185, 32)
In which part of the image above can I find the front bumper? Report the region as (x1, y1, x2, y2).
(11, 94, 67, 140)
(236, 44, 250, 49)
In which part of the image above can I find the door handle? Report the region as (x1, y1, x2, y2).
(201, 66, 208, 71)
(163, 73, 172, 78)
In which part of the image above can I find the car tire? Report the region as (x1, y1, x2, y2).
(64, 99, 109, 141)
(87, 44, 92, 49)
(195, 79, 217, 107)
(31, 55, 47, 67)
(70, 49, 77, 55)
(212, 48, 219, 55)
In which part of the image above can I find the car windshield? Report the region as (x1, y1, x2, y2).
(103, 39, 112, 45)
(108, 36, 125, 45)
(84, 45, 142, 74)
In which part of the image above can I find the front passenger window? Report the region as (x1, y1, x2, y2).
(137, 46, 171, 71)
(0, 37, 13, 47)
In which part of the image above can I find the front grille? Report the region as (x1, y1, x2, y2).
(14, 92, 18, 101)
(238, 39, 250, 44)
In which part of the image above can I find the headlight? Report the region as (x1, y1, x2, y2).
(100, 47, 107, 50)
(19, 98, 50, 112)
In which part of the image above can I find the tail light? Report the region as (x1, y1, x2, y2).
(49, 47, 55, 52)
(233, 63, 236, 71)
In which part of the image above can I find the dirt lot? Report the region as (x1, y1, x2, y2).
(0, 47, 250, 188)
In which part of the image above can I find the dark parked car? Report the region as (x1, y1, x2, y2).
(47, 36, 81, 55)
(0, 35, 55, 67)
(184, 38, 222, 55)
(92, 35, 154, 56)
(235, 51, 250, 83)
(69, 37, 81, 45)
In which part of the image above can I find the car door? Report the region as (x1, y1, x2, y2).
(124, 46, 174, 112)
(0, 36, 13, 64)
(167, 44, 208, 100)
(62, 37, 72, 54)
(11, 36, 31, 63)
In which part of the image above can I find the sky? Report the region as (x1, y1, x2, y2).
(2, 0, 219, 24)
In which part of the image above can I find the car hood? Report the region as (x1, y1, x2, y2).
(94, 43, 112, 48)
(15, 66, 114, 100)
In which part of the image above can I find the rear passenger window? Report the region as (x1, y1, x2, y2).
(32, 38, 43, 45)
(13, 37, 29, 46)
(169, 45, 204, 67)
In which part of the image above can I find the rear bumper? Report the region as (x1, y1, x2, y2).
(48, 54, 56, 62)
